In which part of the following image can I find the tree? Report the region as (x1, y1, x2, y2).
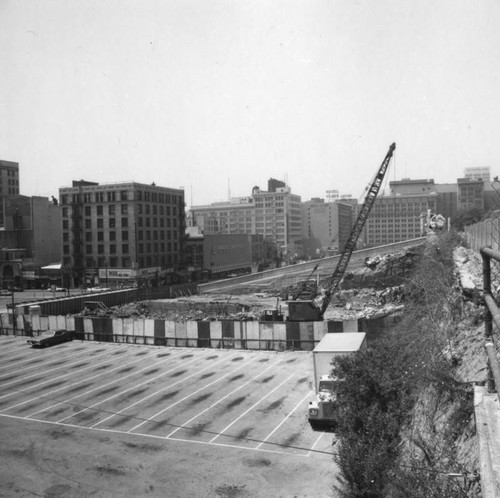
(450, 207, 483, 231)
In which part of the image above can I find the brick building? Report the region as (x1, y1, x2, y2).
(59, 180, 185, 287)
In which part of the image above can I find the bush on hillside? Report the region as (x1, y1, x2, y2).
(332, 232, 475, 497)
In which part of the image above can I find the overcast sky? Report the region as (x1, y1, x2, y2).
(1, 0, 500, 207)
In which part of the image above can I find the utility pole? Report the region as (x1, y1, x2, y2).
(11, 287, 16, 335)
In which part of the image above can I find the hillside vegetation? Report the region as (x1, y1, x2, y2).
(332, 232, 486, 497)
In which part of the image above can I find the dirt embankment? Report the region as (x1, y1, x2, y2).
(77, 248, 422, 323)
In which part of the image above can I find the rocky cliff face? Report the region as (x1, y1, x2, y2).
(339, 246, 423, 290)
(397, 245, 488, 488)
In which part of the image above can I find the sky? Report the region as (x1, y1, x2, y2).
(1, 0, 500, 207)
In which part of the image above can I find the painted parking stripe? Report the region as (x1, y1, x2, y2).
(55, 351, 228, 424)
(0, 341, 119, 372)
(0, 347, 115, 389)
(0, 346, 161, 402)
(0, 411, 331, 457)
(93, 352, 244, 430)
(0, 345, 111, 381)
(25, 349, 196, 419)
(209, 373, 295, 444)
(0, 349, 182, 413)
(307, 431, 329, 457)
(164, 360, 279, 439)
(0, 344, 82, 373)
(255, 390, 312, 450)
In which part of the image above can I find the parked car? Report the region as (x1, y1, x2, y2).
(0, 289, 11, 296)
(55, 287, 67, 292)
(27, 329, 73, 348)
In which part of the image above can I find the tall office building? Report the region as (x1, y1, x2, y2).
(301, 198, 353, 256)
(0, 160, 20, 226)
(59, 181, 185, 287)
(361, 179, 438, 247)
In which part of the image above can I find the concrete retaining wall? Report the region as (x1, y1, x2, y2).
(2, 313, 388, 350)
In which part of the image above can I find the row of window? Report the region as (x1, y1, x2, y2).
(64, 241, 179, 256)
(60, 190, 183, 205)
(64, 244, 129, 255)
(63, 216, 180, 230)
(64, 204, 180, 217)
(65, 253, 179, 269)
(63, 228, 179, 243)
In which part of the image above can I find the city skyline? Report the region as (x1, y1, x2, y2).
(2, 1, 500, 207)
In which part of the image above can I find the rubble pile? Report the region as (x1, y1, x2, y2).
(338, 248, 422, 290)
(79, 295, 273, 322)
(77, 248, 425, 322)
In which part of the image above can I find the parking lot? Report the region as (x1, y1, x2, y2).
(0, 336, 338, 497)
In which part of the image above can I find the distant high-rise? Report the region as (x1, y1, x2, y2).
(464, 167, 490, 182)
(0, 160, 20, 225)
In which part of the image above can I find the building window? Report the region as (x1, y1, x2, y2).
(109, 231, 116, 241)
(122, 217, 128, 227)
(85, 219, 92, 229)
(109, 205, 115, 216)
(120, 191, 128, 201)
(97, 232, 104, 241)
(122, 244, 129, 254)
(62, 220, 68, 229)
(63, 245, 70, 254)
(85, 206, 91, 216)
(86, 244, 92, 253)
(109, 218, 116, 228)
(110, 244, 116, 254)
(96, 192, 104, 202)
(97, 219, 103, 228)
(122, 230, 128, 241)
(108, 191, 116, 202)
(98, 245, 104, 254)
(97, 205, 103, 216)
(121, 204, 128, 215)
(62, 207, 68, 218)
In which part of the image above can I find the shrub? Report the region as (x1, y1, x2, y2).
(332, 232, 474, 497)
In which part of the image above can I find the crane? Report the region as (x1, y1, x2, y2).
(287, 142, 396, 321)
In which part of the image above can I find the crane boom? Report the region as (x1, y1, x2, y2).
(287, 142, 396, 321)
(320, 142, 396, 315)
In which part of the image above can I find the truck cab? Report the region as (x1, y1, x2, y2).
(308, 374, 341, 429)
(308, 332, 366, 430)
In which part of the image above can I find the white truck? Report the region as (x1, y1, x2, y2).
(308, 332, 367, 430)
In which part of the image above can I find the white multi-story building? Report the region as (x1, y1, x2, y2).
(190, 178, 302, 258)
(464, 167, 490, 182)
